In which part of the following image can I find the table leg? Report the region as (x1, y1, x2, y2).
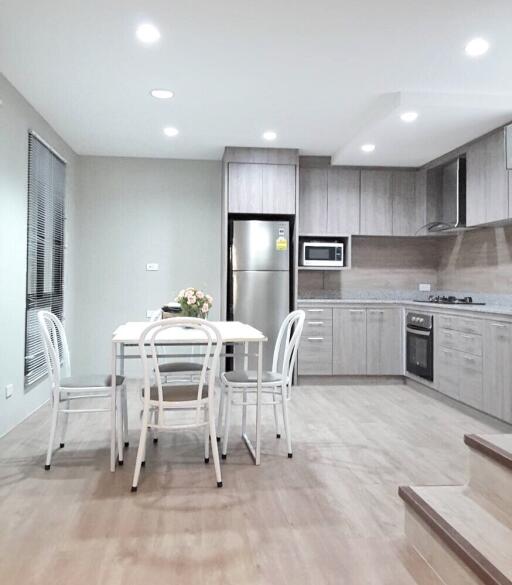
(110, 341, 117, 472)
(241, 341, 248, 436)
(255, 339, 262, 465)
(120, 343, 128, 448)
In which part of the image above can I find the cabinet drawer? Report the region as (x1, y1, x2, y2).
(438, 314, 483, 335)
(303, 319, 333, 336)
(438, 328, 459, 350)
(302, 307, 333, 321)
(459, 353, 483, 410)
(458, 332, 482, 356)
(298, 334, 333, 375)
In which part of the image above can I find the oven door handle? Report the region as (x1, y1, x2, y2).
(406, 327, 432, 337)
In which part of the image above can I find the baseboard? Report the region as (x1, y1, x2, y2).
(297, 375, 405, 386)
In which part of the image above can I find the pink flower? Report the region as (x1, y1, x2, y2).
(206, 294, 213, 304)
(188, 295, 197, 304)
(201, 303, 209, 313)
(196, 291, 205, 299)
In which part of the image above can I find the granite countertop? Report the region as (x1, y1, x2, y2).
(297, 298, 512, 317)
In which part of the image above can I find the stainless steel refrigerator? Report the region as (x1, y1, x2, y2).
(228, 219, 291, 368)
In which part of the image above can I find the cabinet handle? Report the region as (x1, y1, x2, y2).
(491, 323, 506, 328)
(308, 321, 325, 325)
(461, 334, 473, 339)
(307, 337, 324, 341)
(463, 355, 475, 361)
(349, 309, 365, 313)
(443, 332, 453, 337)
(307, 309, 324, 313)
(441, 349, 452, 355)
(369, 310, 384, 313)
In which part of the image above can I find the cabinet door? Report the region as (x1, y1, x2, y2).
(299, 167, 328, 234)
(392, 171, 417, 236)
(466, 130, 509, 226)
(459, 353, 483, 410)
(437, 347, 460, 400)
(228, 163, 262, 213)
(262, 164, 296, 214)
(327, 168, 360, 234)
(483, 321, 512, 422)
(360, 170, 393, 235)
(298, 334, 333, 375)
(366, 308, 402, 375)
(333, 309, 366, 374)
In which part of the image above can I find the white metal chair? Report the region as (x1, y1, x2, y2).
(218, 310, 305, 459)
(37, 310, 126, 471)
(131, 318, 223, 492)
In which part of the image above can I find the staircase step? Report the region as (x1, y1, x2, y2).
(465, 434, 512, 512)
(399, 485, 512, 585)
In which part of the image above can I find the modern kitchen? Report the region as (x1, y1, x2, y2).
(1, 2, 512, 584)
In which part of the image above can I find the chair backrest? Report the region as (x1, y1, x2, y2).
(37, 310, 71, 389)
(138, 318, 222, 422)
(271, 310, 306, 383)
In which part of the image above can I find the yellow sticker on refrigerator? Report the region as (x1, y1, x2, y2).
(276, 237, 288, 251)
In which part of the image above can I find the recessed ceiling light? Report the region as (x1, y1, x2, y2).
(361, 144, 375, 153)
(163, 126, 179, 137)
(263, 130, 277, 141)
(151, 89, 174, 99)
(465, 37, 489, 57)
(136, 23, 161, 44)
(400, 111, 418, 123)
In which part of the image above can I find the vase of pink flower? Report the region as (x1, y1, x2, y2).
(175, 288, 213, 319)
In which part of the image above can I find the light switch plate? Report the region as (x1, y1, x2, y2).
(146, 263, 159, 271)
(419, 283, 431, 292)
(5, 384, 13, 399)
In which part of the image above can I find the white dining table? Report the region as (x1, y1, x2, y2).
(110, 320, 267, 471)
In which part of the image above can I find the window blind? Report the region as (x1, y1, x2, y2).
(24, 133, 66, 387)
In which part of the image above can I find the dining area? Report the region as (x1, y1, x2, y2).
(38, 297, 306, 492)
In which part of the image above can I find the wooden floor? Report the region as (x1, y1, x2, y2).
(1, 382, 510, 585)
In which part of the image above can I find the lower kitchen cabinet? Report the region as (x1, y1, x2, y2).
(366, 308, 403, 375)
(333, 309, 366, 374)
(298, 311, 333, 375)
(483, 321, 512, 423)
(438, 347, 460, 400)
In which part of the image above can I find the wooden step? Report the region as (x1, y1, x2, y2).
(399, 485, 512, 585)
(465, 434, 512, 513)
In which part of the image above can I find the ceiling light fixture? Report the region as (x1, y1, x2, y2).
(263, 130, 277, 141)
(361, 144, 375, 153)
(400, 111, 418, 123)
(151, 89, 174, 99)
(163, 126, 179, 137)
(465, 37, 489, 57)
(136, 23, 161, 44)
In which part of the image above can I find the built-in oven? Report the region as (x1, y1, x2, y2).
(301, 241, 344, 267)
(406, 312, 434, 382)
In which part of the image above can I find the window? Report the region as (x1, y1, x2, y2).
(24, 133, 66, 387)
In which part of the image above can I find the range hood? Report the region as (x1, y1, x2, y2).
(419, 156, 466, 233)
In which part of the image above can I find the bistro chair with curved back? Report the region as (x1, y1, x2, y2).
(37, 310, 126, 471)
(218, 309, 305, 459)
(131, 317, 223, 492)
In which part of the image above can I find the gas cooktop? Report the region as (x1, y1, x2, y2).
(413, 295, 486, 306)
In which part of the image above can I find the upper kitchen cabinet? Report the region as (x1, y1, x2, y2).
(299, 167, 328, 233)
(360, 170, 393, 235)
(466, 128, 509, 226)
(227, 159, 296, 214)
(391, 170, 418, 236)
(327, 168, 361, 234)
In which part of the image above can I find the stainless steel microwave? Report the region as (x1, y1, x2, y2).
(301, 241, 344, 267)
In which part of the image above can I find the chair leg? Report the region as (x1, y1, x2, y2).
(204, 408, 210, 463)
(110, 383, 117, 472)
(59, 399, 69, 448)
(208, 404, 222, 487)
(221, 386, 233, 459)
(273, 394, 280, 439)
(122, 386, 129, 447)
(132, 408, 149, 491)
(216, 385, 225, 441)
(152, 409, 159, 444)
(45, 397, 59, 470)
(117, 388, 124, 465)
(281, 392, 292, 458)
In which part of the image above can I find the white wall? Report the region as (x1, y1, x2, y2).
(0, 73, 77, 437)
(70, 156, 222, 375)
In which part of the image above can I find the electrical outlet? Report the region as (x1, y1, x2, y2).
(419, 283, 431, 292)
(5, 384, 13, 399)
(146, 263, 159, 271)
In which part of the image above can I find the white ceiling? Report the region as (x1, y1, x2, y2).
(1, 0, 512, 165)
